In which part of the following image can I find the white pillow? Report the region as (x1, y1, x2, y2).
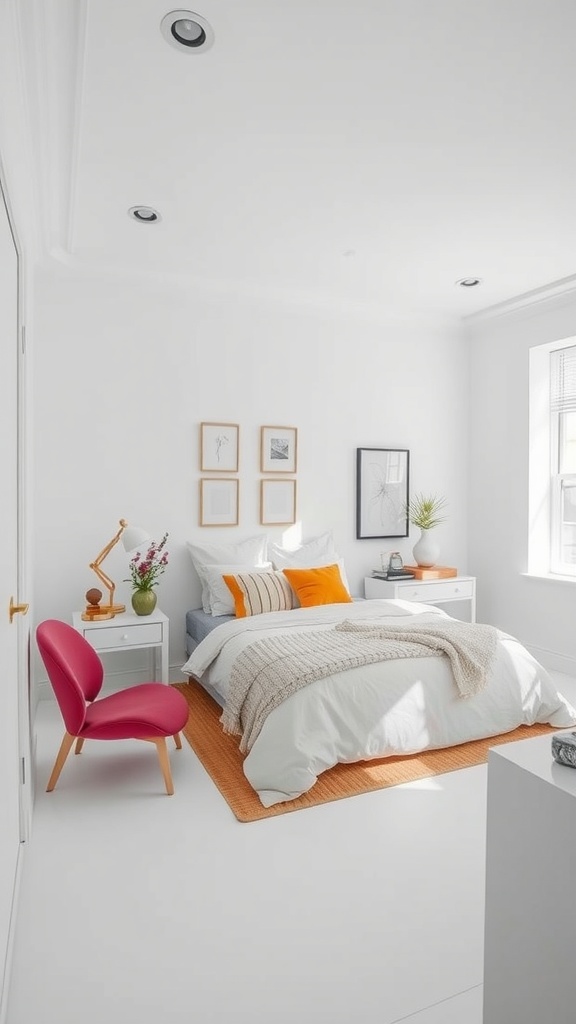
(186, 535, 268, 613)
(269, 530, 338, 570)
(269, 532, 350, 591)
(203, 563, 273, 616)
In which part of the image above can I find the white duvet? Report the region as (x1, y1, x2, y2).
(182, 599, 576, 807)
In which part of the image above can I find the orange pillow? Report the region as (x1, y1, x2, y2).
(282, 563, 352, 608)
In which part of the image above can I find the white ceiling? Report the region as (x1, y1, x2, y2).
(10, 0, 576, 320)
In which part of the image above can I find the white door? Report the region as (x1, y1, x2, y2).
(0, 174, 27, 1015)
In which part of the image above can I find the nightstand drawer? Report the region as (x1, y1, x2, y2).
(364, 575, 476, 621)
(397, 580, 475, 602)
(83, 622, 163, 650)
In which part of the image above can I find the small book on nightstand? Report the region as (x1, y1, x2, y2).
(371, 569, 416, 580)
(403, 566, 458, 580)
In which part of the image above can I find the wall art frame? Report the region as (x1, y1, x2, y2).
(199, 477, 239, 527)
(356, 447, 410, 539)
(260, 425, 298, 473)
(260, 478, 297, 526)
(200, 422, 239, 472)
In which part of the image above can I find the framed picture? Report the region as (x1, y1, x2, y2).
(260, 425, 298, 473)
(356, 448, 410, 539)
(200, 422, 239, 472)
(199, 478, 239, 526)
(260, 478, 297, 525)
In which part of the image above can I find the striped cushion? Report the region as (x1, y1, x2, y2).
(222, 570, 296, 618)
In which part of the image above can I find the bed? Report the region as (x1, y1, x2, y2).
(181, 597, 576, 807)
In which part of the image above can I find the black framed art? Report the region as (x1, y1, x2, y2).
(356, 448, 410, 539)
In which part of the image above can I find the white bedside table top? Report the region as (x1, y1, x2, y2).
(365, 574, 475, 583)
(73, 609, 168, 629)
(489, 728, 576, 795)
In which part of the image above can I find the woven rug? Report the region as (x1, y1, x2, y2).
(173, 681, 556, 823)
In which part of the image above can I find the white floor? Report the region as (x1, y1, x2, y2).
(6, 672, 576, 1024)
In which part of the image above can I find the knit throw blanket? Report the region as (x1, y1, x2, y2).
(221, 618, 499, 753)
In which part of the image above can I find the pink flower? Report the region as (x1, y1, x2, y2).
(124, 532, 169, 592)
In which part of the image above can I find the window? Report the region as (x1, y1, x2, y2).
(550, 345, 576, 573)
(529, 337, 576, 578)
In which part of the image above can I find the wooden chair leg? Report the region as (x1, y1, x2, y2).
(173, 732, 182, 750)
(75, 737, 85, 755)
(153, 737, 175, 795)
(46, 732, 76, 792)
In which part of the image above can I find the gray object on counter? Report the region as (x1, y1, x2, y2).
(551, 731, 576, 767)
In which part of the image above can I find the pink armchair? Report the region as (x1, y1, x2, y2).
(36, 619, 189, 795)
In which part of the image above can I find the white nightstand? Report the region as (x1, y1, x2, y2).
(364, 575, 476, 622)
(72, 609, 169, 684)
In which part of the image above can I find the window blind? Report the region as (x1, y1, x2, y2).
(551, 345, 576, 413)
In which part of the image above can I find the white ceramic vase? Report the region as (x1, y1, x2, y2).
(412, 528, 440, 568)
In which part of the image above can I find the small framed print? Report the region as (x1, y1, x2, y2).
(260, 425, 298, 473)
(200, 478, 239, 527)
(200, 422, 239, 472)
(260, 478, 297, 526)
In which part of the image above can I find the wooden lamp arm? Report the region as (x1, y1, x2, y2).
(87, 519, 128, 612)
(89, 562, 116, 610)
(91, 519, 128, 567)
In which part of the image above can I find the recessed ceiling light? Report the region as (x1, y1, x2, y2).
(128, 206, 161, 223)
(160, 10, 214, 52)
(455, 277, 483, 288)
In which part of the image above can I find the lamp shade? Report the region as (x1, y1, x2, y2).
(121, 525, 150, 553)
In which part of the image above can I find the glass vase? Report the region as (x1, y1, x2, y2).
(131, 589, 157, 616)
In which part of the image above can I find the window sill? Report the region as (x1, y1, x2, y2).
(521, 572, 576, 584)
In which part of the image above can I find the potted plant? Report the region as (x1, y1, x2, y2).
(124, 532, 169, 615)
(406, 494, 447, 567)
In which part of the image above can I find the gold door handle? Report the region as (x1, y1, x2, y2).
(9, 597, 29, 624)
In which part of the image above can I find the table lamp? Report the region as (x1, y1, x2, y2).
(81, 518, 150, 621)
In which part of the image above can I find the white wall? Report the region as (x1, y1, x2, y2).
(31, 261, 469, 687)
(467, 294, 576, 672)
